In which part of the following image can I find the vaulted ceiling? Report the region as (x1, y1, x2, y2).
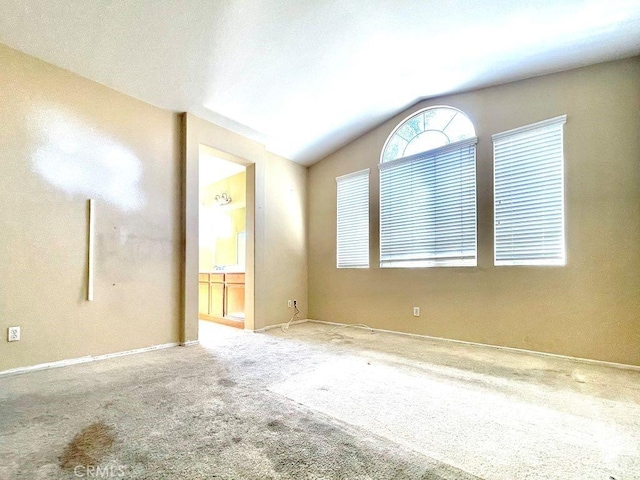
(1, 1, 639, 165)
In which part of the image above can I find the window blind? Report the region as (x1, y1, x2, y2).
(379, 138, 477, 267)
(336, 169, 370, 268)
(493, 115, 567, 266)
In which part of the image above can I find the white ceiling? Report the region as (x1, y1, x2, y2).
(1, 1, 639, 166)
(199, 147, 245, 189)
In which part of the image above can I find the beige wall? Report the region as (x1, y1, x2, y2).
(0, 44, 182, 371)
(308, 57, 640, 366)
(1, 43, 309, 371)
(262, 152, 308, 326)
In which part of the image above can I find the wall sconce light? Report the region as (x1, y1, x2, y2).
(215, 192, 232, 206)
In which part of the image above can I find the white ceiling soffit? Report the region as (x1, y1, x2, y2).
(1, 1, 639, 166)
(199, 147, 245, 188)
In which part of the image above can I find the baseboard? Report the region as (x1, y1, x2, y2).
(304, 319, 640, 372)
(0, 342, 180, 378)
(254, 319, 309, 332)
(180, 340, 200, 347)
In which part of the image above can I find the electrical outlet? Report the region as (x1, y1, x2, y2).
(287, 300, 292, 308)
(8, 326, 20, 342)
(413, 307, 420, 317)
(293, 300, 297, 308)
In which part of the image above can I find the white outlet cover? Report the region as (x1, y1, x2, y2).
(413, 307, 420, 317)
(8, 326, 20, 342)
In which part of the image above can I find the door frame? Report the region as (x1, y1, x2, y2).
(181, 113, 260, 343)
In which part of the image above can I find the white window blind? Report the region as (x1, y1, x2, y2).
(379, 138, 477, 267)
(336, 169, 370, 268)
(493, 115, 567, 266)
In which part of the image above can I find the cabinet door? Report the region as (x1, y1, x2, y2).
(225, 273, 245, 285)
(198, 282, 210, 316)
(226, 284, 245, 319)
(209, 282, 225, 318)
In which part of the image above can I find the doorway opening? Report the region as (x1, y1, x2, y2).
(198, 145, 247, 332)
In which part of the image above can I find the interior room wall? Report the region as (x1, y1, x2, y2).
(307, 56, 640, 366)
(262, 152, 308, 325)
(0, 43, 182, 371)
(1, 42, 310, 370)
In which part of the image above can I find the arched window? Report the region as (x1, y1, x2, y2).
(379, 106, 478, 267)
(381, 106, 475, 162)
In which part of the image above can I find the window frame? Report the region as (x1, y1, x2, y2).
(379, 105, 478, 269)
(380, 105, 476, 164)
(336, 168, 370, 269)
(378, 139, 478, 268)
(492, 115, 567, 267)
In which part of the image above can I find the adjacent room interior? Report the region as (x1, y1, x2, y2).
(198, 145, 248, 330)
(0, 2, 639, 479)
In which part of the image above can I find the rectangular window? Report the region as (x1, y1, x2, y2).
(336, 169, 370, 268)
(493, 115, 567, 266)
(379, 139, 477, 268)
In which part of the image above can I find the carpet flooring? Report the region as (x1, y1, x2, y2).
(0, 320, 638, 479)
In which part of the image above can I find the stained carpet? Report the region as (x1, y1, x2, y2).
(1, 320, 638, 479)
